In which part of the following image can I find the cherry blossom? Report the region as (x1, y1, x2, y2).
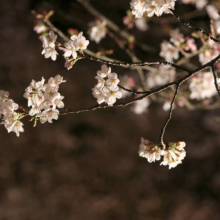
(92, 65, 122, 106)
(189, 71, 220, 100)
(170, 28, 184, 46)
(130, 0, 177, 18)
(88, 20, 107, 43)
(131, 97, 150, 114)
(63, 41, 77, 59)
(139, 137, 162, 163)
(160, 142, 186, 169)
(160, 41, 179, 62)
(24, 75, 65, 124)
(0, 90, 24, 137)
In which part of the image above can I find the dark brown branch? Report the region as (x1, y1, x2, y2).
(118, 85, 146, 94)
(211, 65, 220, 97)
(83, 53, 190, 73)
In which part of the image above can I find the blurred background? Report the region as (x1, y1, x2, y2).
(0, 0, 220, 219)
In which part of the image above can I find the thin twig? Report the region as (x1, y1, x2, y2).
(83, 53, 190, 72)
(160, 84, 180, 149)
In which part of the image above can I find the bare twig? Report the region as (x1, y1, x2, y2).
(83, 53, 190, 72)
(160, 84, 180, 149)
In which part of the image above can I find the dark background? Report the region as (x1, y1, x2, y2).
(0, 0, 220, 219)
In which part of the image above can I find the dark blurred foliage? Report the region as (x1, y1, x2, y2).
(0, 0, 220, 219)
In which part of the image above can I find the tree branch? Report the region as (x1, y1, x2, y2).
(211, 65, 220, 97)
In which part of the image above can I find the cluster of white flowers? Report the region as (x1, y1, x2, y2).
(131, 97, 150, 114)
(160, 28, 197, 62)
(189, 71, 220, 100)
(92, 65, 122, 106)
(0, 91, 24, 137)
(170, 28, 184, 46)
(88, 20, 107, 43)
(41, 31, 58, 61)
(160, 41, 179, 62)
(41, 31, 89, 63)
(147, 66, 176, 89)
(130, 0, 177, 18)
(160, 141, 186, 169)
(139, 138, 161, 162)
(23, 75, 65, 124)
(139, 137, 186, 169)
(199, 39, 220, 65)
(64, 32, 89, 58)
(181, 0, 208, 10)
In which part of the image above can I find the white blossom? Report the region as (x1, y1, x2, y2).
(39, 108, 59, 123)
(24, 75, 65, 124)
(147, 66, 176, 89)
(206, 5, 220, 21)
(131, 97, 150, 114)
(97, 64, 111, 78)
(104, 86, 122, 106)
(189, 71, 219, 100)
(160, 41, 179, 62)
(34, 22, 47, 34)
(160, 142, 186, 169)
(88, 20, 107, 43)
(92, 65, 122, 106)
(134, 18, 148, 31)
(138, 137, 161, 163)
(170, 28, 184, 46)
(105, 73, 120, 90)
(0, 91, 24, 137)
(130, 0, 177, 18)
(63, 41, 77, 59)
(41, 31, 58, 61)
(71, 32, 89, 51)
(4, 117, 24, 137)
(92, 88, 106, 104)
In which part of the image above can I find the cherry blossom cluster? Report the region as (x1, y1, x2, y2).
(40, 30, 89, 70)
(92, 65, 122, 106)
(160, 28, 197, 62)
(130, 0, 177, 18)
(0, 91, 24, 137)
(41, 31, 58, 61)
(199, 38, 220, 65)
(189, 71, 220, 100)
(139, 137, 186, 169)
(88, 19, 107, 43)
(23, 75, 65, 124)
(147, 66, 176, 89)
